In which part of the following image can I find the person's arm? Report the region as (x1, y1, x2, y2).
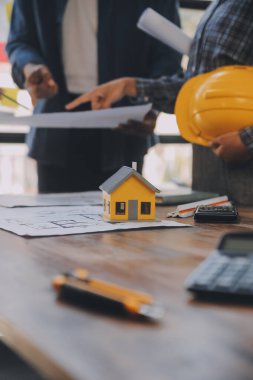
(6, 0, 46, 88)
(148, 0, 182, 77)
(6, 1, 58, 104)
(135, 73, 186, 113)
(66, 73, 186, 113)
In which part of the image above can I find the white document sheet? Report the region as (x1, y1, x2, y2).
(137, 8, 192, 55)
(0, 191, 102, 208)
(0, 205, 190, 237)
(0, 104, 152, 128)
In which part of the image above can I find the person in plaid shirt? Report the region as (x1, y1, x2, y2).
(67, 0, 253, 204)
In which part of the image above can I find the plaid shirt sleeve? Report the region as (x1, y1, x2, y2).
(239, 127, 253, 154)
(136, 73, 186, 113)
(136, 1, 253, 116)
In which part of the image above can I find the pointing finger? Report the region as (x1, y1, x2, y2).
(65, 94, 91, 110)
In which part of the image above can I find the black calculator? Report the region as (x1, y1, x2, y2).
(194, 205, 238, 222)
(185, 233, 253, 300)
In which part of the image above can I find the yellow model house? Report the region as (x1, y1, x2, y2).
(99, 166, 160, 222)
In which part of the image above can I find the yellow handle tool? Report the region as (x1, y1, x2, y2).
(53, 268, 163, 321)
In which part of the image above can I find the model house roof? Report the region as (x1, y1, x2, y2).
(99, 166, 160, 194)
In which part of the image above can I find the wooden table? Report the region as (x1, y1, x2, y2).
(0, 206, 252, 380)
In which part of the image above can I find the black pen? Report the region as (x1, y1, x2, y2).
(0, 90, 31, 110)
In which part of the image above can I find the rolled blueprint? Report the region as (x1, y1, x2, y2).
(137, 8, 192, 56)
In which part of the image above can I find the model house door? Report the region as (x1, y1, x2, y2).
(128, 200, 138, 220)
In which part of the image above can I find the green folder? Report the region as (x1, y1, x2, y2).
(156, 189, 219, 206)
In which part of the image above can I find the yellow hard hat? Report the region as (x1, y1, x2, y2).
(175, 65, 253, 146)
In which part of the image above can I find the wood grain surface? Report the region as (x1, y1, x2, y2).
(0, 206, 252, 380)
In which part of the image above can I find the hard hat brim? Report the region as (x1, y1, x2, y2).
(175, 72, 211, 146)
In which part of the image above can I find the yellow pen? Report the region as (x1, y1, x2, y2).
(0, 89, 30, 110)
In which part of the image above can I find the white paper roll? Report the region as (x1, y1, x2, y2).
(137, 8, 192, 56)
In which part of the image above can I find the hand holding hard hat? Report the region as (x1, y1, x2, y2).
(210, 130, 252, 163)
(175, 66, 253, 147)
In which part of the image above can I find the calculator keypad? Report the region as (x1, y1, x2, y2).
(186, 252, 253, 295)
(198, 206, 236, 213)
(194, 205, 238, 222)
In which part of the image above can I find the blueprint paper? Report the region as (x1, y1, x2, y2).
(137, 8, 192, 55)
(0, 108, 14, 115)
(0, 205, 190, 237)
(0, 191, 102, 208)
(0, 104, 152, 128)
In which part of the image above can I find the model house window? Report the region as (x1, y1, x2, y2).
(107, 201, 110, 214)
(141, 202, 151, 215)
(103, 199, 106, 211)
(115, 202, 126, 215)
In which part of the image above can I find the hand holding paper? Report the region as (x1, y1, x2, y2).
(115, 109, 158, 137)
